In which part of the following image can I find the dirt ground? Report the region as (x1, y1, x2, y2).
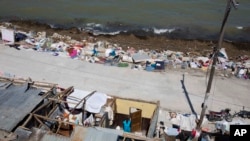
(2, 21, 250, 60)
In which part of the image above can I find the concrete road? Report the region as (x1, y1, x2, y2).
(1, 45, 250, 114)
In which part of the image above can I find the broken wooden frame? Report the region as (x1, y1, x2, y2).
(20, 88, 162, 140)
(0, 76, 58, 133)
(19, 86, 102, 136)
(0, 76, 162, 140)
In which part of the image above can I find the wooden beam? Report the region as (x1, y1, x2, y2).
(33, 114, 76, 126)
(21, 114, 33, 127)
(123, 132, 162, 141)
(42, 91, 53, 99)
(110, 95, 158, 105)
(71, 90, 96, 114)
(57, 86, 74, 98)
(32, 101, 52, 114)
(47, 102, 60, 117)
(48, 98, 78, 104)
(55, 122, 62, 134)
(34, 87, 52, 91)
(33, 81, 57, 87)
(18, 126, 31, 131)
(34, 115, 51, 130)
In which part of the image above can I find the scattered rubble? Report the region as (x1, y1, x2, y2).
(1, 23, 250, 79)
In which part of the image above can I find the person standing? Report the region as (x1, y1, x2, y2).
(123, 117, 131, 132)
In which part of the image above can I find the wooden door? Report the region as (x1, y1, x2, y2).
(130, 108, 142, 132)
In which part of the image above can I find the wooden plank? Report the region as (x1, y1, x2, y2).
(130, 109, 142, 132)
(57, 86, 74, 98)
(111, 95, 158, 104)
(48, 98, 78, 104)
(18, 126, 31, 131)
(21, 114, 33, 127)
(33, 114, 75, 126)
(123, 132, 162, 141)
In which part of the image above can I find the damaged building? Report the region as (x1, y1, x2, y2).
(0, 76, 162, 141)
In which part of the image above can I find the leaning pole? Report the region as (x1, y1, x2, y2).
(194, 0, 239, 140)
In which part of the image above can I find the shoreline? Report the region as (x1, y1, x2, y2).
(1, 20, 250, 113)
(1, 20, 250, 60)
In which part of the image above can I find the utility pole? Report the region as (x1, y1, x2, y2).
(196, 0, 238, 132)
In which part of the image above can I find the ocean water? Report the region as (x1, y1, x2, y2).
(0, 0, 249, 42)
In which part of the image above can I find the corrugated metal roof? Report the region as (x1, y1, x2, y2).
(0, 83, 43, 131)
(70, 126, 88, 141)
(14, 127, 32, 141)
(41, 133, 70, 141)
(28, 128, 70, 141)
(75, 127, 123, 141)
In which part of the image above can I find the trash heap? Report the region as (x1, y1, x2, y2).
(1, 23, 250, 78)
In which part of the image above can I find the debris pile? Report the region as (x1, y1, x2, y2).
(1, 23, 250, 78)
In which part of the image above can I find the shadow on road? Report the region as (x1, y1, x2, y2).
(181, 74, 198, 118)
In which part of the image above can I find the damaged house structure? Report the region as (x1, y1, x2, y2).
(0, 76, 162, 141)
